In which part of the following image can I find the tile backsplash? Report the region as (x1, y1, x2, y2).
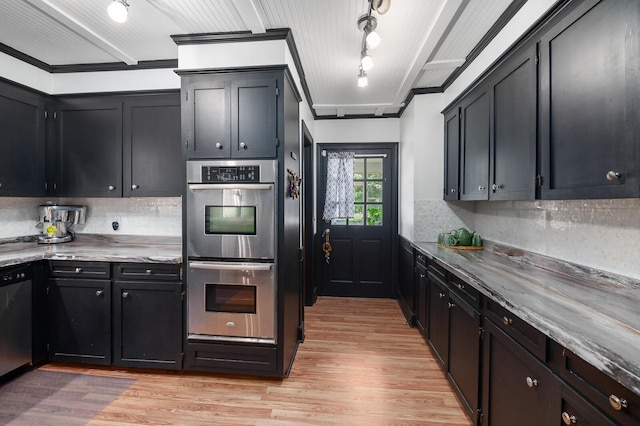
(414, 198, 640, 280)
(0, 197, 182, 239)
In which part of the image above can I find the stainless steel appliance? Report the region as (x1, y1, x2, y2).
(186, 160, 278, 344)
(0, 264, 32, 377)
(36, 204, 86, 244)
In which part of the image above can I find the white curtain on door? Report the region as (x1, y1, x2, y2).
(322, 152, 355, 220)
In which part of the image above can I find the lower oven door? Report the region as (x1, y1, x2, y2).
(188, 261, 276, 344)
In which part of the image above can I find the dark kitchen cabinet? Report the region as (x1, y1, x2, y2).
(113, 263, 182, 370)
(123, 94, 183, 197)
(489, 44, 537, 200)
(443, 108, 460, 200)
(398, 238, 416, 325)
(427, 270, 449, 367)
(459, 88, 490, 201)
(181, 71, 278, 159)
(560, 384, 617, 426)
(414, 252, 428, 336)
(56, 98, 123, 197)
(0, 80, 46, 197)
(481, 318, 560, 426)
(48, 261, 112, 365)
(539, 0, 640, 199)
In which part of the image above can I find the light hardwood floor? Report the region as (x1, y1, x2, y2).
(41, 297, 471, 425)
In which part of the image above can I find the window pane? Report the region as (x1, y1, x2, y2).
(366, 181, 382, 203)
(354, 181, 365, 203)
(354, 158, 365, 180)
(366, 204, 383, 226)
(366, 158, 383, 179)
(350, 204, 364, 225)
(331, 218, 347, 226)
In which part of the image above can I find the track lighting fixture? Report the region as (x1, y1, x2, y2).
(356, 0, 390, 87)
(358, 68, 369, 88)
(108, 0, 129, 23)
(361, 53, 374, 71)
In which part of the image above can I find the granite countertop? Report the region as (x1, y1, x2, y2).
(412, 241, 640, 397)
(0, 234, 182, 268)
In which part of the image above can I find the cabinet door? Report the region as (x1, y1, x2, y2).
(539, 0, 640, 199)
(443, 108, 460, 200)
(482, 319, 560, 426)
(186, 79, 231, 158)
(123, 94, 183, 197)
(415, 264, 428, 336)
(427, 272, 449, 368)
(460, 89, 490, 200)
(448, 292, 481, 424)
(48, 278, 111, 364)
(0, 81, 46, 196)
(561, 384, 617, 426)
(490, 45, 537, 200)
(57, 99, 122, 197)
(113, 281, 182, 370)
(232, 77, 277, 158)
(398, 240, 415, 325)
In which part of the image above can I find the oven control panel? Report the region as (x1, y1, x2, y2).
(202, 166, 261, 182)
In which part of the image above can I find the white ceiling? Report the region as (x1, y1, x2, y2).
(0, 0, 518, 118)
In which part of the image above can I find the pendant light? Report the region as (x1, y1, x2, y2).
(361, 53, 374, 71)
(358, 69, 369, 88)
(108, 0, 129, 23)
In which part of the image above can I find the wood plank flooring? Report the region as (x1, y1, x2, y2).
(39, 297, 471, 425)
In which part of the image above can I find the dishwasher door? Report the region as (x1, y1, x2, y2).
(0, 266, 32, 377)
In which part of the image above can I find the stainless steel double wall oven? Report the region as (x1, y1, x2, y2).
(186, 160, 278, 344)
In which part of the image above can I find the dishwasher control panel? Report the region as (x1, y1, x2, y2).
(1, 264, 32, 285)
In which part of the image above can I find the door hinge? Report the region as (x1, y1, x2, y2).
(535, 174, 543, 187)
(275, 87, 280, 96)
(185, 91, 188, 101)
(46, 285, 49, 296)
(44, 111, 48, 119)
(275, 137, 280, 146)
(46, 343, 50, 353)
(535, 53, 540, 65)
(53, 112, 57, 120)
(185, 140, 189, 149)
(44, 182, 48, 191)
(181, 291, 185, 302)
(479, 327, 485, 340)
(479, 410, 484, 425)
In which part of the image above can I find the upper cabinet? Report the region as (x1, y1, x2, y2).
(0, 81, 47, 197)
(181, 71, 279, 159)
(539, 0, 640, 199)
(51, 92, 182, 198)
(443, 108, 460, 200)
(443, 0, 639, 201)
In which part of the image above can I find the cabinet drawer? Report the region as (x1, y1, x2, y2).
(484, 298, 547, 361)
(48, 261, 111, 279)
(185, 342, 278, 376)
(414, 251, 428, 269)
(561, 383, 617, 426)
(550, 341, 640, 426)
(114, 263, 181, 281)
(428, 261, 447, 282)
(449, 275, 480, 310)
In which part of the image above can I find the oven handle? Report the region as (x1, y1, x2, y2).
(188, 183, 273, 191)
(189, 261, 273, 271)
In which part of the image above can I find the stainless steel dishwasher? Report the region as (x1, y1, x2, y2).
(0, 264, 32, 377)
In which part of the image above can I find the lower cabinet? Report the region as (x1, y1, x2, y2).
(427, 271, 449, 367)
(414, 252, 428, 336)
(48, 277, 112, 364)
(481, 318, 560, 426)
(48, 261, 183, 370)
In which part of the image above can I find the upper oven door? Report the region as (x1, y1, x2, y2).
(187, 183, 276, 259)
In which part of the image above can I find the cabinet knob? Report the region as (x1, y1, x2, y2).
(525, 376, 538, 388)
(240, 142, 247, 149)
(448, 302, 455, 309)
(122, 291, 129, 298)
(491, 183, 503, 191)
(75, 267, 82, 273)
(146, 269, 152, 275)
(450, 188, 456, 193)
(131, 184, 139, 190)
(215, 143, 223, 149)
(606, 171, 621, 181)
(609, 394, 628, 411)
(561, 412, 577, 425)
(439, 292, 446, 299)
(478, 185, 486, 191)
(502, 316, 512, 326)
(419, 273, 426, 278)
(96, 290, 103, 297)
(457, 283, 464, 290)
(108, 185, 116, 191)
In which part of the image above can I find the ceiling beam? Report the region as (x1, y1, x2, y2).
(23, 0, 138, 65)
(391, 0, 469, 108)
(422, 59, 466, 71)
(233, 0, 267, 34)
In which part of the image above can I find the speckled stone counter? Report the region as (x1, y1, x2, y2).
(412, 241, 640, 397)
(0, 234, 182, 268)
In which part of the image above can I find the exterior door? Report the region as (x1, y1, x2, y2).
(317, 143, 397, 298)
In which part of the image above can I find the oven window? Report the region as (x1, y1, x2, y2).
(205, 284, 257, 314)
(204, 206, 256, 235)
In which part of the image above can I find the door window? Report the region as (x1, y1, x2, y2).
(332, 157, 383, 226)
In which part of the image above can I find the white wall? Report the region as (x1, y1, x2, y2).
(314, 118, 399, 143)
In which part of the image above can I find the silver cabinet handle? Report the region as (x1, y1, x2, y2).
(108, 185, 115, 191)
(503, 316, 513, 326)
(450, 188, 456, 193)
(491, 183, 504, 191)
(75, 267, 82, 273)
(189, 261, 273, 271)
(561, 412, 577, 425)
(96, 290, 103, 297)
(131, 184, 139, 190)
(122, 291, 129, 298)
(609, 394, 628, 411)
(188, 183, 273, 191)
(240, 142, 247, 149)
(478, 185, 486, 191)
(606, 171, 621, 181)
(457, 283, 464, 290)
(439, 292, 446, 299)
(215, 142, 223, 149)
(526, 376, 538, 388)
(419, 273, 426, 278)
(448, 302, 455, 309)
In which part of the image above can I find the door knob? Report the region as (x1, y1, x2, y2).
(131, 184, 139, 190)
(96, 290, 103, 297)
(609, 394, 628, 410)
(240, 142, 247, 149)
(526, 376, 538, 388)
(108, 185, 116, 191)
(606, 171, 621, 181)
(122, 291, 129, 298)
(215, 143, 223, 149)
(561, 412, 577, 425)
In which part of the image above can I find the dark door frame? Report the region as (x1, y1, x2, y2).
(301, 121, 317, 307)
(315, 142, 399, 299)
